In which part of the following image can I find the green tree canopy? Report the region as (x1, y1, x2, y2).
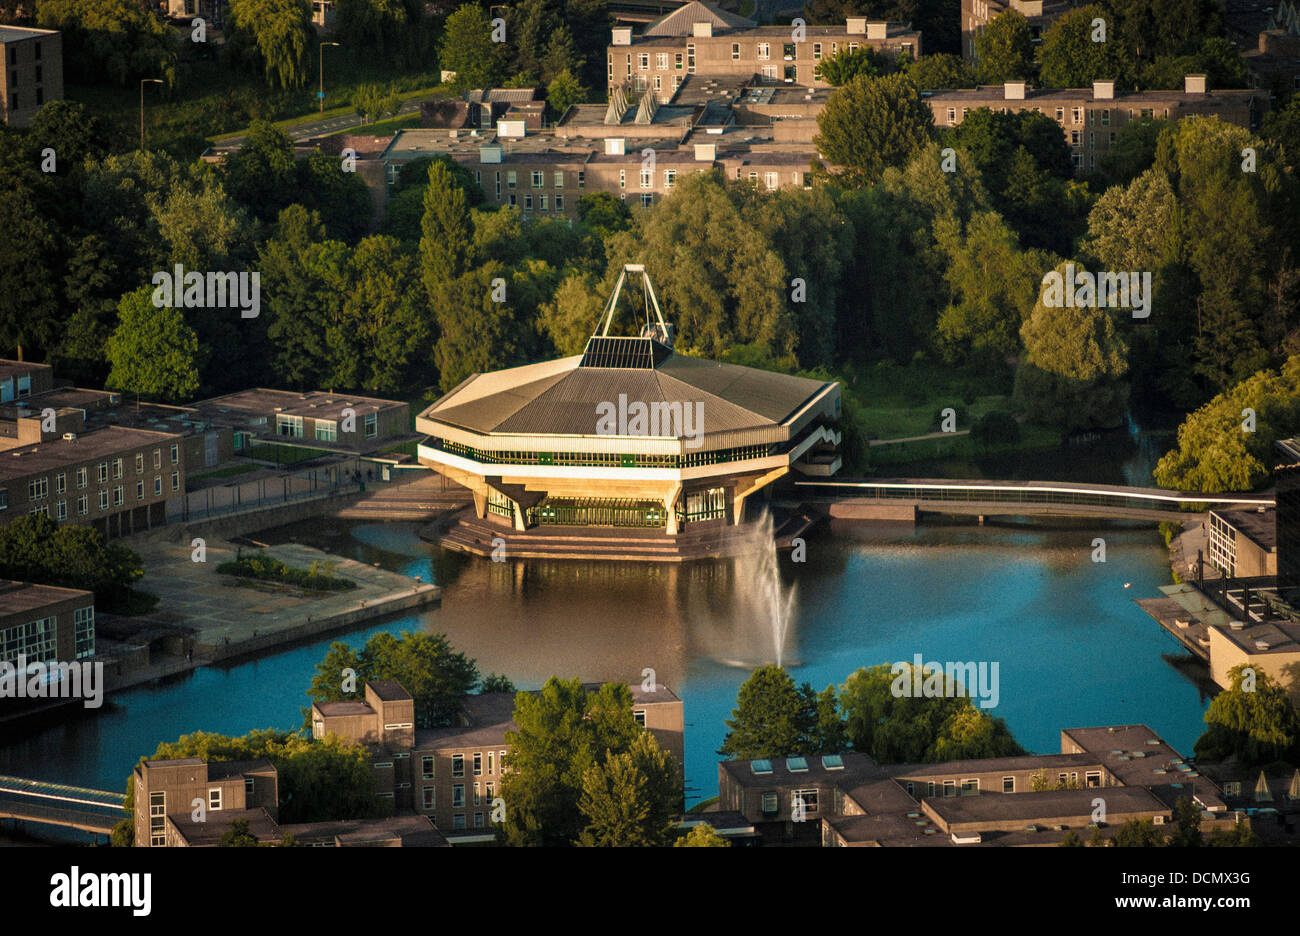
(439, 3, 508, 91)
(1194, 664, 1300, 764)
(0, 514, 144, 608)
(577, 732, 680, 846)
(838, 663, 1024, 763)
(105, 286, 203, 404)
(814, 72, 934, 184)
(1014, 261, 1130, 430)
(674, 822, 731, 846)
(306, 631, 480, 729)
(227, 0, 314, 89)
(1153, 357, 1300, 492)
(1038, 5, 1133, 89)
(500, 678, 670, 846)
(973, 9, 1035, 84)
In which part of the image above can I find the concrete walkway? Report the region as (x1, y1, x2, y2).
(133, 537, 439, 659)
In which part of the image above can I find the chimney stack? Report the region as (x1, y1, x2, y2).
(1004, 80, 1026, 100)
(1184, 74, 1207, 94)
(1092, 79, 1115, 100)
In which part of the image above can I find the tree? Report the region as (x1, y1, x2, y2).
(1154, 358, 1300, 492)
(970, 410, 1020, 447)
(675, 822, 731, 846)
(1262, 95, 1300, 173)
(0, 514, 144, 608)
(434, 262, 529, 392)
(27, 100, 108, 169)
(577, 732, 680, 847)
(334, 0, 406, 56)
(577, 191, 632, 236)
(1113, 819, 1164, 847)
(839, 663, 1023, 763)
(719, 666, 816, 759)
(1100, 0, 1224, 62)
(0, 182, 60, 360)
(1098, 117, 1168, 184)
(973, 9, 1034, 84)
(221, 120, 297, 223)
(540, 270, 604, 355)
(105, 287, 202, 404)
(480, 673, 516, 693)
(36, 0, 178, 86)
(1194, 665, 1300, 764)
(814, 46, 889, 86)
(500, 679, 651, 846)
(439, 3, 507, 91)
(227, 0, 313, 89)
(1014, 261, 1130, 431)
(546, 67, 586, 119)
(814, 72, 934, 184)
(1168, 796, 1204, 847)
(905, 53, 976, 90)
(306, 631, 480, 729)
(420, 158, 474, 303)
(1059, 829, 1084, 846)
(933, 210, 1048, 369)
(1140, 38, 1249, 91)
(1039, 5, 1133, 89)
(220, 819, 262, 846)
(295, 150, 375, 243)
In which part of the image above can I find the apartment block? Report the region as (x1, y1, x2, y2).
(132, 757, 280, 847)
(607, 2, 921, 93)
(313, 679, 685, 842)
(719, 724, 1231, 846)
(1208, 507, 1277, 578)
(927, 77, 1265, 174)
(0, 579, 95, 668)
(1225, 0, 1300, 98)
(0, 423, 186, 537)
(0, 26, 62, 127)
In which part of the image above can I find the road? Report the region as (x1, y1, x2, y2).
(211, 96, 431, 154)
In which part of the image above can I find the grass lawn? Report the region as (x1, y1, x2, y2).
(866, 423, 1063, 467)
(845, 360, 1021, 441)
(325, 113, 419, 138)
(72, 50, 445, 158)
(243, 443, 333, 465)
(189, 463, 260, 482)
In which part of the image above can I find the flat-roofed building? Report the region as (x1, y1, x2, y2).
(0, 26, 62, 127)
(417, 266, 840, 548)
(132, 757, 280, 847)
(191, 388, 410, 455)
(0, 424, 187, 537)
(1209, 507, 1277, 578)
(928, 77, 1266, 174)
(721, 724, 1228, 846)
(0, 579, 95, 668)
(608, 2, 921, 92)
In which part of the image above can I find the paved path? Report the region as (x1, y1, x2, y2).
(134, 537, 438, 654)
(213, 97, 430, 153)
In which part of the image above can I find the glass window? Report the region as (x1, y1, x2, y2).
(76, 467, 87, 488)
(1003, 776, 1015, 793)
(453, 784, 465, 807)
(473, 753, 482, 776)
(757, 43, 769, 60)
(553, 170, 563, 188)
(209, 788, 222, 811)
(112, 458, 122, 479)
(452, 754, 464, 777)
(77, 495, 88, 515)
(315, 420, 337, 442)
(135, 454, 144, 473)
(422, 756, 434, 780)
(422, 787, 434, 809)
(171, 471, 179, 492)
(154, 477, 162, 496)
(364, 412, 377, 438)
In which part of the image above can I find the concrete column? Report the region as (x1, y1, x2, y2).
(472, 489, 487, 519)
(513, 501, 527, 532)
(664, 483, 682, 536)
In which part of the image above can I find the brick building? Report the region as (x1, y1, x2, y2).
(0, 25, 62, 127)
(312, 679, 685, 842)
(0, 579, 95, 669)
(607, 2, 920, 93)
(927, 77, 1265, 174)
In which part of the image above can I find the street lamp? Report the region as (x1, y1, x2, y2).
(319, 41, 340, 115)
(140, 78, 163, 151)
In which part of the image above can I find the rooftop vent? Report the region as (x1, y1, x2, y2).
(62, 432, 77, 441)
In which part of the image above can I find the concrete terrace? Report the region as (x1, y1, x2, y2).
(133, 537, 439, 661)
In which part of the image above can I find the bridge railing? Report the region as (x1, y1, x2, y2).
(793, 480, 1274, 514)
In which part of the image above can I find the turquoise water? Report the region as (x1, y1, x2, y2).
(0, 517, 1213, 813)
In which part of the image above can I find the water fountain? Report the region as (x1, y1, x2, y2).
(700, 511, 797, 668)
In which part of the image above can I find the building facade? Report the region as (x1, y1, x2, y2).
(608, 3, 921, 93)
(313, 678, 685, 842)
(0, 26, 62, 127)
(1208, 507, 1277, 578)
(927, 77, 1265, 174)
(0, 580, 94, 669)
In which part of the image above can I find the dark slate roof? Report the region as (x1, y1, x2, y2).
(423, 348, 832, 444)
(642, 0, 755, 36)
